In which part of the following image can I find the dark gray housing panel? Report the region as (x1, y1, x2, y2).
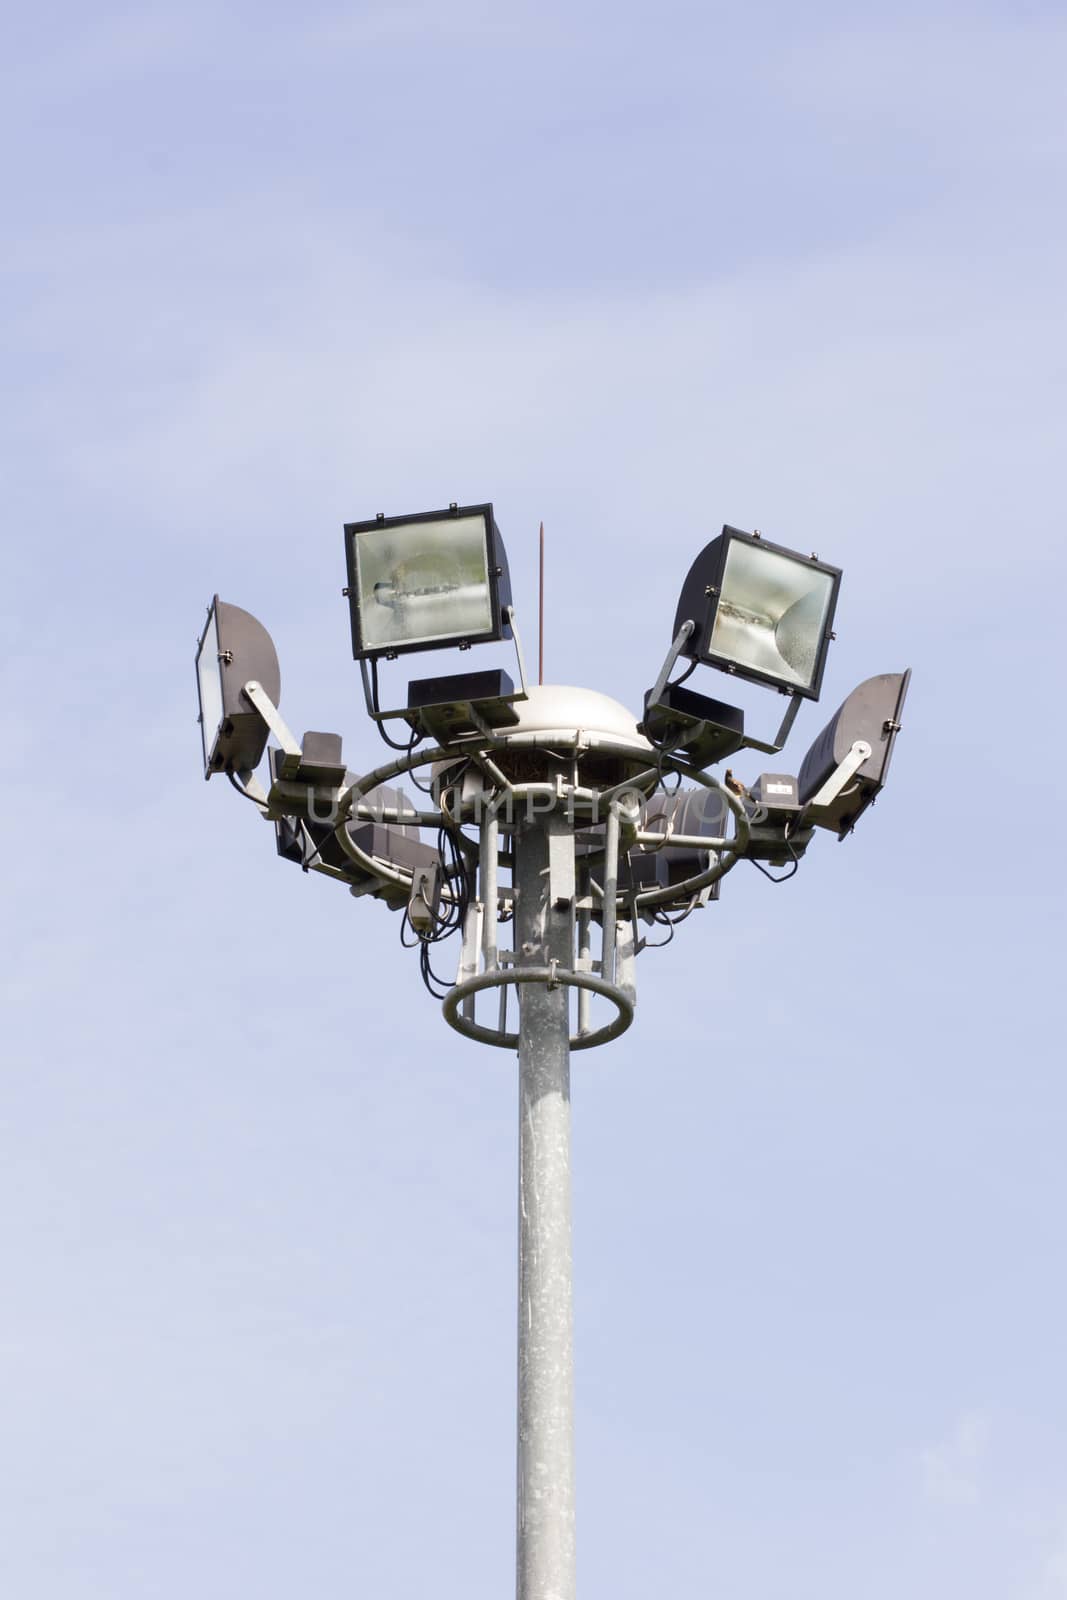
(798, 670, 911, 837)
(196, 597, 282, 778)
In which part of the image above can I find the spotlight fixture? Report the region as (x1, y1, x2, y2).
(672, 525, 841, 699)
(344, 502, 512, 661)
(269, 750, 440, 906)
(195, 597, 281, 778)
(631, 787, 732, 901)
(798, 670, 911, 837)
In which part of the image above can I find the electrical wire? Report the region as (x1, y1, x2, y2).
(653, 896, 699, 926)
(419, 941, 455, 1000)
(374, 715, 419, 752)
(408, 746, 437, 794)
(654, 742, 684, 793)
(670, 657, 698, 689)
(641, 920, 676, 949)
(749, 839, 801, 883)
(642, 655, 701, 787)
(394, 803, 482, 998)
(370, 658, 425, 752)
(227, 770, 265, 805)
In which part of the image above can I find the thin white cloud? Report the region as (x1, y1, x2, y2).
(920, 1410, 990, 1507)
(25, 202, 1060, 599)
(779, 17, 1067, 159)
(3, 12, 199, 107)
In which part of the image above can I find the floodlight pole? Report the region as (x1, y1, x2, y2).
(515, 805, 577, 1600)
(200, 526, 909, 1600)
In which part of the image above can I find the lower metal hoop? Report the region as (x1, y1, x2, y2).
(442, 965, 634, 1052)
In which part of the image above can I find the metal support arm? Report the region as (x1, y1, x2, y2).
(646, 621, 696, 711)
(805, 738, 872, 809)
(240, 679, 303, 776)
(741, 690, 803, 756)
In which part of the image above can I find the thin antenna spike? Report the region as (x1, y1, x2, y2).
(538, 521, 545, 686)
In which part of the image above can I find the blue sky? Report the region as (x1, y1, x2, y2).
(3, 4, 1066, 1596)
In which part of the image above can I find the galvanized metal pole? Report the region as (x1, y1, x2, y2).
(515, 804, 576, 1600)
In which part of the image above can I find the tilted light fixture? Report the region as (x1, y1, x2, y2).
(798, 670, 911, 837)
(195, 596, 281, 779)
(672, 525, 841, 698)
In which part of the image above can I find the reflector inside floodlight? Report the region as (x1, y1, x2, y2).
(345, 505, 511, 660)
(357, 514, 491, 650)
(673, 527, 841, 699)
(708, 540, 837, 692)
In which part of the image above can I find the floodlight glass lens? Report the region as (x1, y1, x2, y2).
(708, 542, 835, 690)
(354, 515, 493, 651)
(197, 607, 224, 768)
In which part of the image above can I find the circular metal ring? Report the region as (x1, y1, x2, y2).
(628, 760, 750, 910)
(442, 966, 634, 1052)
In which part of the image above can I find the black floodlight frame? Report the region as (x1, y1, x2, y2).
(798, 669, 911, 839)
(672, 525, 842, 701)
(343, 501, 513, 663)
(195, 596, 281, 779)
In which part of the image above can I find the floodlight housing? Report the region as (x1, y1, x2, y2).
(609, 788, 730, 904)
(293, 731, 348, 789)
(270, 752, 439, 907)
(748, 773, 800, 811)
(673, 526, 841, 699)
(798, 670, 911, 837)
(740, 774, 815, 865)
(344, 502, 513, 661)
(641, 682, 746, 768)
(195, 596, 281, 778)
(406, 668, 521, 743)
(642, 788, 730, 887)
